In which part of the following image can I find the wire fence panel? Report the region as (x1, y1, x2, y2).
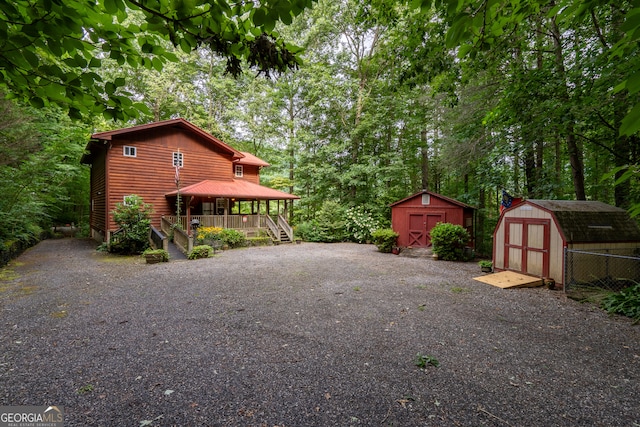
(564, 248, 640, 292)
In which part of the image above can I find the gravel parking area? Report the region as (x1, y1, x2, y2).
(1, 238, 639, 426)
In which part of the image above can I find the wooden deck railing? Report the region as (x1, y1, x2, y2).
(278, 214, 294, 241)
(161, 214, 292, 248)
(164, 214, 266, 231)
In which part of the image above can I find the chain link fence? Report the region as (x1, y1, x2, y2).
(564, 248, 640, 292)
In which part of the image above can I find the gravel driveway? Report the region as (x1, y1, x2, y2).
(1, 238, 639, 426)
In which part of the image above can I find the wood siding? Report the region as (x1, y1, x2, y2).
(103, 127, 239, 232)
(238, 164, 261, 184)
(391, 192, 474, 248)
(89, 148, 107, 240)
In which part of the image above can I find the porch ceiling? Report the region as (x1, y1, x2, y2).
(165, 179, 299, 200)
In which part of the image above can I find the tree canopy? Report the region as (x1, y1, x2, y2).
(0, 0, 314, 120)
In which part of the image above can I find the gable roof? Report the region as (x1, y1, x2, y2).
(166, 179, 299, 200)
(84, 118, 244, 161)
(237, 152, 270, 167)
(517, 200, 640, 243)
(389, 190, 475, 209)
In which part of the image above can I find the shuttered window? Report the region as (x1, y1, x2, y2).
(173, 152, 183, 167)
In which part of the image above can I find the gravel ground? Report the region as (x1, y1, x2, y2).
(1, 238, 639, 427)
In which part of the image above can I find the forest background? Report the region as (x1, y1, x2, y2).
(1, 0, 640, 257)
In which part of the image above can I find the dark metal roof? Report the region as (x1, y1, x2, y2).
(523, 200, 640, 243)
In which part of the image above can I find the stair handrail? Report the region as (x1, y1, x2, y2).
(265, 215, 280, 241)
(278, 214, 294, 242)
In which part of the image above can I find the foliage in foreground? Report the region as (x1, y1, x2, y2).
(296, 202, 387, 243)
(2, 0, 313, 120)
(188, 245, 212, 260)
(371, 228, 399, 253)
(143, 248, 169, 262)
(430, 222, 472, 261)
(414, 353, 440, 369)
(196, 227, 246, 248)
(345, 207, 382, 243)
(295, 201, 348, 243)
(109, 195, 153, 255)
(601, 283, 640, 323)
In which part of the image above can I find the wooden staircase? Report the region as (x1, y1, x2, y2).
(265, 214, 294, 244)
(278, 228, 291, 243)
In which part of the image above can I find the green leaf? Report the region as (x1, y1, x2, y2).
(105, 82, 116, 95)
(179, 38, 192, 53)
(446, 13, 471, 49)
(621, 7, 640, 33)
(620, 102, 640, 136)
(152, 57, 163, 72)
(253, 8, 267, 26)
(625, 71, 640, 95)
(29, 97, 45, 108)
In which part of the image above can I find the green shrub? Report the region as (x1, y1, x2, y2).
(246, 237, 272, 247)
(196, 226, 245, 248)
(219, 228, 245, 248)
(143, 248, 169, 262)
(299, 201, 348, 243)
(430, 222, 471, 261)
(188, 245, 212, 260)
(294, 221, 322, 242)
(371, 228, 399, 253)
(601, 283, 640, 323)
(109, 195, 153, 255)
(345, 207, 381, 243)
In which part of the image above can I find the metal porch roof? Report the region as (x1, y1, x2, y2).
(166, 179, 299, 200)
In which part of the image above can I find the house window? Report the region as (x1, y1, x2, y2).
(216, 198, 226, 215)
(235, 164, 244, 177)
(123, 146, 136, 157)
(421, 194, 430, 205)
(173, 152, 184, 167)
(202, 202, 214, 215)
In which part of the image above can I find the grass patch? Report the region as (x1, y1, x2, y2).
(0, 267, 20, 282)
(50, 310, 68, 318)
(567, 285, 612, 305)
(77, 384, 94, 395)
(415, 353, 440, 369)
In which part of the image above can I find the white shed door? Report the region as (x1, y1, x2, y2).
(504, 218, 550, 278)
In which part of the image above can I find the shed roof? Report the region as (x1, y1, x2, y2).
(517, 200, 640, 243)
(389, 190, 475, 209)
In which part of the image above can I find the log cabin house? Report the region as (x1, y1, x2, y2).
(81, 118, 299, 250)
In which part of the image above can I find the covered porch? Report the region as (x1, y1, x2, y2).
(163, 179, 299, 249)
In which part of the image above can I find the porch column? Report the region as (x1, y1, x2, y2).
(224, 198, 228, 228)
(186, 196, 192, 235)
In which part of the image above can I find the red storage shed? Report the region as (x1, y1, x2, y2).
(390, 190, 475, 248)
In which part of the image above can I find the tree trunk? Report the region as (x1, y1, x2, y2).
(421, 128, 429, 190)
(550, 15, 586, 200)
